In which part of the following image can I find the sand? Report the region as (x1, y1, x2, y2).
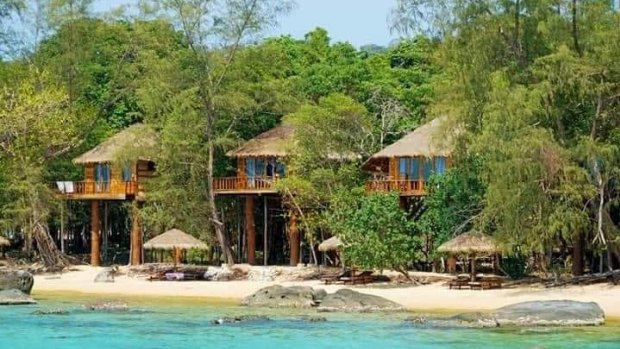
(32, 266, 620, 317)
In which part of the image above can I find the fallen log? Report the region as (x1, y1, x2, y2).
(545, 269, 620, 288)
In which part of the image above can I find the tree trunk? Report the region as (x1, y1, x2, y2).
(572, 0, 582, 56)
(206, 141, 235, 266)
(572, 234, 584, 276)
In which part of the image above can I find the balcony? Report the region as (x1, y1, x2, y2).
(54, 180, 138, 200)
(213, 176, 280, 195)
(365, 179, 427, 196)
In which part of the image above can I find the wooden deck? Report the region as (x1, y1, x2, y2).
(365, 179, 427, 196)
(213, 176, 279, 195)
(54, 180, 138, 200)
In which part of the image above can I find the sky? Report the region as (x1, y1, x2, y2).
(92, 0, 399, 47)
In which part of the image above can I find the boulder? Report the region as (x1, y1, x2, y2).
(492, 300, 605, 326)
(299, 315, 327, 322)
(94, 268, 115, 283)
(0, 289, 37, 305)
(317, 289, 404, 312)
(0, 269, 34, 294)
(32, 309, 70, 316)
(84, 300, 129, 312)
(241, 285, 323, 308)
(405, 312, 499, 328)
(211, 315, 270, 325)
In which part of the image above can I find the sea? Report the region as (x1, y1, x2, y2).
(1, 293, 619, 349)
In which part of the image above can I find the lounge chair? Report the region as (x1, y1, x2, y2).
(449, 274, 470, 289)
(321, 269, 351, 284)
(341, 270, 374, 285)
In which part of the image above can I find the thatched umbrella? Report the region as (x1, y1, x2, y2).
(437, 232, 499, 281)
(318, 236, 342, 252)
(144, 229, 208, 265)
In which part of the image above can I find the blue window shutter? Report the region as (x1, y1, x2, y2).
(245, 158, 256, 178)
(435, 156, 446, 175)
(424, 158, 433, 180)
(411, 158, 420, 180)
(399, 158, 408, 178)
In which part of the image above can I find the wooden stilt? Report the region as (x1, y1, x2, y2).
(263, 196, 268, 266)
(245, 196, 256, 265)
(289, 211, 299, 266)
(60, 201, 66, 254)
(102, 202, 109, 264)
(130, 202, 142, 265)
(90, 200, 101, 266)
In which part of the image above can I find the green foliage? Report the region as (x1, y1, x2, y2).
(329, 191, 420, 273)
(417, 156, 485, 257)
(501, 255, 528, 279)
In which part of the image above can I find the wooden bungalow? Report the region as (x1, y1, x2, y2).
(363, 117, 452, 197)
(213, 125, 299, 266)
(54, 124, 156, 266)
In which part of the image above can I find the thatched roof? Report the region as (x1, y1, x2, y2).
(437, 232, 499, 255)
(318, 236, 342, 252)
(73, 124, 157, 164)
(227, 125, 294, 158)
(363, 117, 452, 171)
(144, 229, 208, 250)
(0, 236, 9, 247)
(226, 124, 360, 160)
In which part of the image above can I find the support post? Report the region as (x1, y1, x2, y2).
(102, 202, 109, 263)
(90, 200, 101, 266)
(245, 196, 256, 265)
(263, 196, 268, 266)
(289, 210, 299, 266)
(60, 201, 65, 254)
(130, 202, 142, 265)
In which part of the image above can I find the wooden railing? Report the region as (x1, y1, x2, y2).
(365, 179, 427, 196)
(54, 180, 138, 197)
(213, 176, 280, 193)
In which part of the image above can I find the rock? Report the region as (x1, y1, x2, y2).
(211, 315, 270, 325)
(94, 268, 116, 283)
(405, 312, 499, 328)
(299, 315, 327, 322)
(241, 285, 320, 308)
(84, 300, 129, 312)
(0, 269, 34, 294)
(32, 309, 70, 316)
(317, 289, 404, 312)
(0, 289, 37, 305)
(492, 300, 605, 326)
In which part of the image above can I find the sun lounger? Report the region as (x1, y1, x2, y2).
(321, 269, 351, 284)
(341, 270, 374, 285)
(449, 275, 470, 289)
(469, 274, 503, 290)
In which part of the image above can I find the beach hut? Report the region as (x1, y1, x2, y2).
(437, 232, 499, 282)
(144, 229, 208, 265)
(54, 124, 157, 266)
(363, 116, 453, 197)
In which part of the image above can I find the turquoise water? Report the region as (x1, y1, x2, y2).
(1, 298, 620, 349)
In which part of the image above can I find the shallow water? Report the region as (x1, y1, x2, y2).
(1, 296, 620, 349)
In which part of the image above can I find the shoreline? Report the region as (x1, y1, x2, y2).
(31, 266, 620, 319)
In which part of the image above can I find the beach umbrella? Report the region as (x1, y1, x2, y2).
(437, 232, 499, 282)
(318, 236, 342, 252)
(144, 229, 208, 265)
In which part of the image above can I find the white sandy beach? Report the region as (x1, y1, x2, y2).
(33, 266, 620, 318)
